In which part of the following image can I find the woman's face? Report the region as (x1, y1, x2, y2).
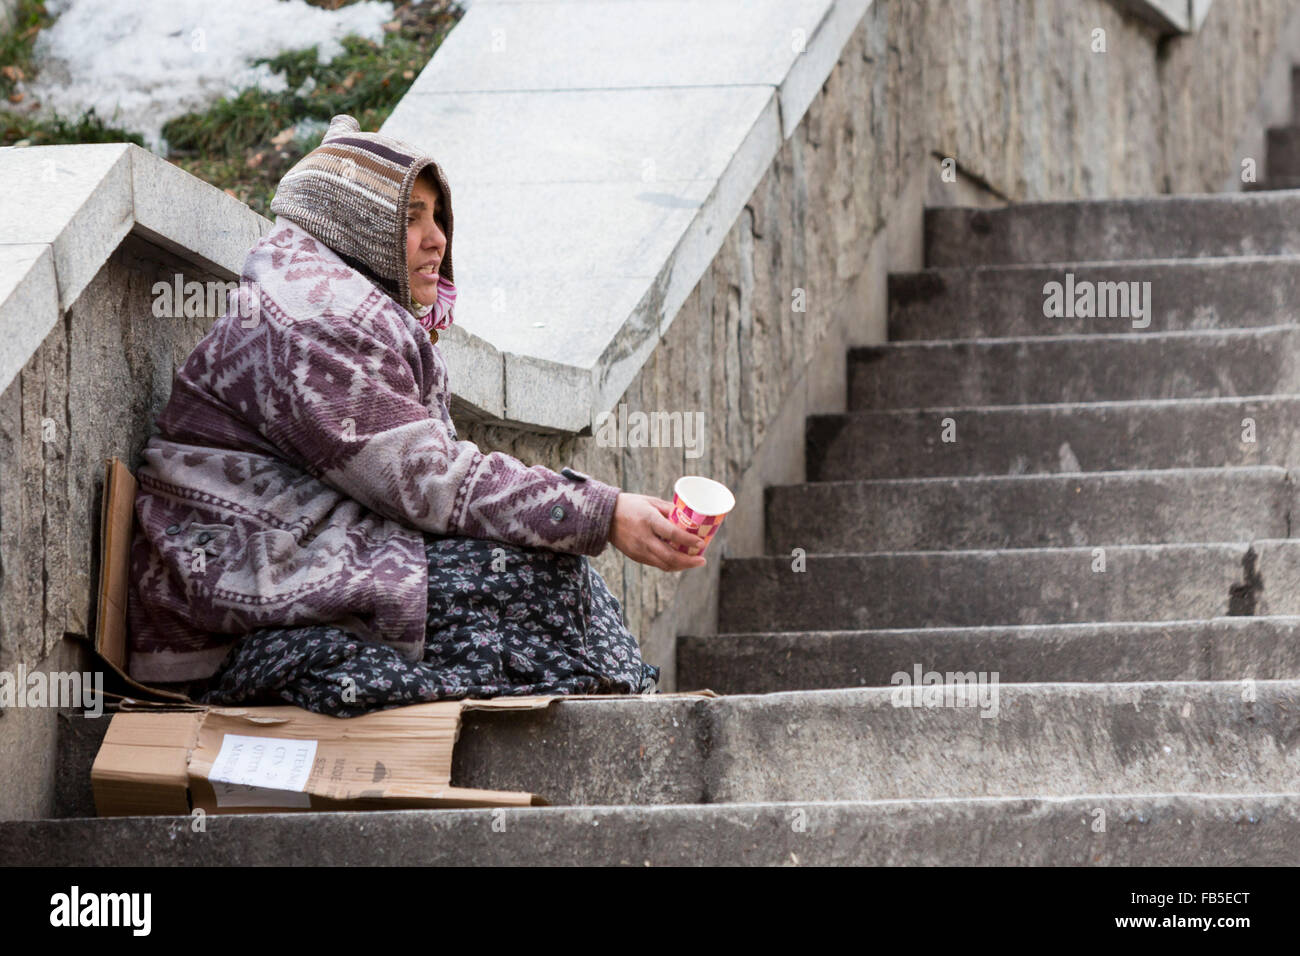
(407, 173, 447, 308)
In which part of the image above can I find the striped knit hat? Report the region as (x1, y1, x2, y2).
(269, 113, 456, 330)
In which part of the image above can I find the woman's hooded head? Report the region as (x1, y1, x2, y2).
(269, 113, 456, 333)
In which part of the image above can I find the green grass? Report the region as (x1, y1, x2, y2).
(1, 107, 145, 148)
(0, 0, 143, 146)
(0, 0, 50, 100)
(0, 0, 146, 146)
(1, 0, 465, 216)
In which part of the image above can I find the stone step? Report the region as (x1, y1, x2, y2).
(21, 680, 1300, 814)
(1267, 126, 1300, 179)
(764, 468, 1292, 554)
(5, 793, 1299, 865)
(717, 539, 1300, 631)
(1242, 179, 1300, 191)
(850, 326, 1300, 409)
(456, 679, 1300, 803)
(678, 617, 1300, 693)
(886, 258, 1300, 340)
(1291, 65, 1300, 125)
(806, 395, 1300, 481)
(924, 193, 1300, 267)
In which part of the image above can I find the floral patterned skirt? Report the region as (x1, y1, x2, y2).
(193, 534, 661, 717)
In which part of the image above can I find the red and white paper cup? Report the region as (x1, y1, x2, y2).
(669, 476, 736, 556)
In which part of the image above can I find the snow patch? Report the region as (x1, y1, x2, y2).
(9, 0, 396, 154)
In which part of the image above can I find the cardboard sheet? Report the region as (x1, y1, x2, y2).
(91, 700, 560, 814)
(92, 456, 190, 702)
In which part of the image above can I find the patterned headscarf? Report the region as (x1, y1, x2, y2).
(413, 273, 457, 336)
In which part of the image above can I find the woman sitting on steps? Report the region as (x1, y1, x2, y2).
(126, 113, 703, 717)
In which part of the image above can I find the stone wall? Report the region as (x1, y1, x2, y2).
(0, 235, 232, 819)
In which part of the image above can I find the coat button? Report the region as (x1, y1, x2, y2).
(550, 504, 566, 522)
(561, 467, 589, 482)
(165, 524, 181, 535)
(196, 531, 213, 544)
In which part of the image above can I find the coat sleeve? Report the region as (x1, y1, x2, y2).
(251, 304, 621, 557)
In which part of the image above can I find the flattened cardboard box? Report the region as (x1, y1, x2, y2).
(90, 691, 716, 816)
(91, 457, 718, 816)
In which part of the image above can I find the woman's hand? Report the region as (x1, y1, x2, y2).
(608, 493, 709, 571)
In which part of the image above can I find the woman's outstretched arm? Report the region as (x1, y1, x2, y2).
(221, 293, 703, 568)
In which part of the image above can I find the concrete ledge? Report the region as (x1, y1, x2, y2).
(1109, 0, 1215, 34)
(806, 394, 1300, 481)
(46, 678, 1300, 815)
(924, 192, 1300, 267)
(448, 679, 1300, 804)
(0, 143, 272, 396)
(381, 0, 871, 432)
(887, 257, 1300, 340)
(719, 538, 1300, 631)
(764, 466, 1294, 553)
(2, 793, 1297, 865)
(849, 326, 1300, 408)
(0, 143, 133, 330)
(681, 616, 1300, 693)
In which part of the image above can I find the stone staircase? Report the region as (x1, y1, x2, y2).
(8, 192, 1300, 866)
(678, 191, 1300, 862)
